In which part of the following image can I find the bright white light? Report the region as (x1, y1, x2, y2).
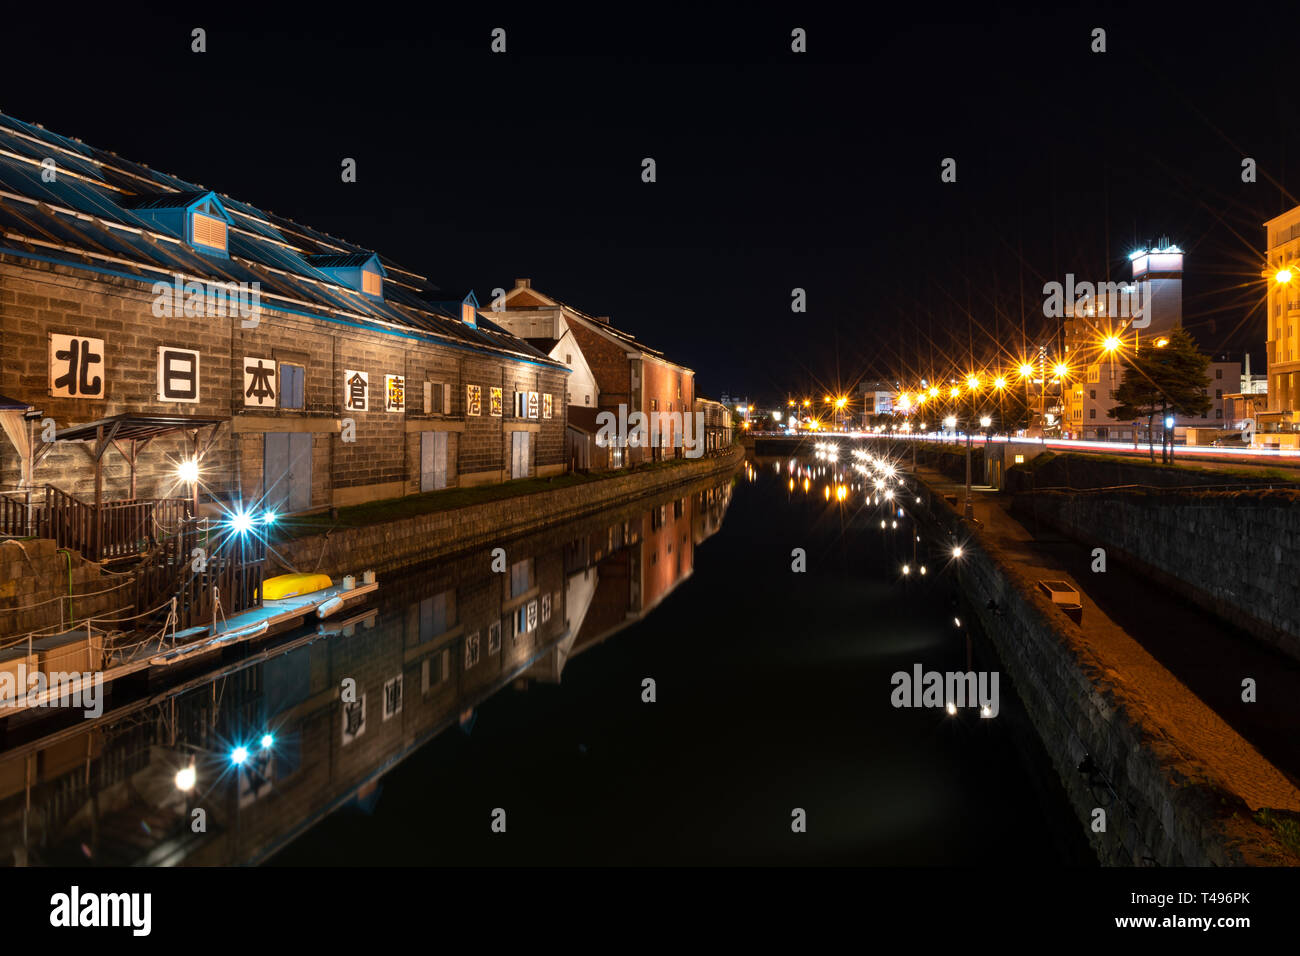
(230, 512, 254, 535)
(951, 545, 963, 558)
(175, 765, 196, 791)
(953, 617, 961, 627)
(946, 701, 957, 716)
(979, 416, 991, 428)
(980, 705, 993, 718)
(919, 566, 927, 575)
(262, 511, 277, 525)
(902, 564, 910, 575)
(260, 734, 274, 749)
(1165, 416, 1175, 428)
(231, 746, 249, 765)
(176, 459, 200, 484)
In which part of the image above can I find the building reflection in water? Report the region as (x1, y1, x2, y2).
(0, 477, 734, 866)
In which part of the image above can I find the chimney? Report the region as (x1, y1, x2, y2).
(515, 278, 531, 289)
(594, 315, 611, 325)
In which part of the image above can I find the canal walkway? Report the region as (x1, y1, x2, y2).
(914, 465, 1300, 815)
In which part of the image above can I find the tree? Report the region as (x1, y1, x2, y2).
(1108, 327, 1211, 464)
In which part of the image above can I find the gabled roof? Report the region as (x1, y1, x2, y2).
(120, 189, 218, 211)
(498, 282, 680, 367)
(0, 113, 564, 371)
(304, 252, 383, 270)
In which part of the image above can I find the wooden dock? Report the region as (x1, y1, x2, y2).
(0, 579, 378, 719)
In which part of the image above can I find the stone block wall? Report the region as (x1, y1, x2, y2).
(917, 483, 1299, 866)
(1014, 488, 1300, 662)
(0, 538, 128, 640)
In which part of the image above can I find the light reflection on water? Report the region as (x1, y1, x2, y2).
(0, 451, 1092, 866)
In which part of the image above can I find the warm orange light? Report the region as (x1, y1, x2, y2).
(803, 399, 811, 407)
(835, 396, 847, 409)
(993, 376, 1006, 390)
(928, 386, 939, 398)
(949, 386, 960, 399)
(1103, 336, 1121, 352)
(1053, 362, 1068, 378)
(1018, 363, 1034, 379)
(966, 376, 980, 391)
(1155, 337, 1169, 348)
(1276, 268, 1293, 284)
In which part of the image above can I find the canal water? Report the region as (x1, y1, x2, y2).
(0, 452, 1093, 866)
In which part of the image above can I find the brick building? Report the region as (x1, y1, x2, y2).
(487, 279, 696, 466)
(0, 114, 569, 518)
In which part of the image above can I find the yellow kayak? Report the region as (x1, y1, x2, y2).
(263, 572, 333, 600)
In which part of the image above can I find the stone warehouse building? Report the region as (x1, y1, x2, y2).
(0, 114, 568, 515)
(486, 279, 697, 467)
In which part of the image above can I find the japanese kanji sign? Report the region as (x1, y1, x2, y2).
(528, 391, 539, 419)
(490, 386, 503, 417)
(158, 347, 200, 403)
(48, 333, 105, 399)
(385, 374, 405, 412)
(543, 393, 553, 419)
(467, 384, 481, 416)
(243, 357, 277, 408)
(344, 370, 368, 411)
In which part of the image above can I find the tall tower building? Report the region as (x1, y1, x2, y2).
(1128, 239, 1183, 339)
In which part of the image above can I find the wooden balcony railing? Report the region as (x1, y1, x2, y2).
(1, 486, 194, 564)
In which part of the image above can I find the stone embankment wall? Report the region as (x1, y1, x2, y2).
(0, 539, 129, 641)
(1014, 488, 1300, 663)
(1005, 451, 1300, 493)
(914, 481, 1299, 866)
(275, 445, 744, 577)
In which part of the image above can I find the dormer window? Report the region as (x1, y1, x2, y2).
(305, 252, 386, 300)
(121, 190, 233, 258)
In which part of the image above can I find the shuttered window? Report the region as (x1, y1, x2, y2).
(191, 212, 227, 251)
(362, 270, 382, 296)
(280, 364, 305, 409)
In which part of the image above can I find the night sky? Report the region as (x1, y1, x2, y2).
(5, 5, 1295, 401)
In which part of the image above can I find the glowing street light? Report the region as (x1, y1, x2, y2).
(993, 376, 1006, 390)
(176, 458, 200, 484)
(1103, 336, 1121, 353)
(175, 765, 196, 792)
(979, 416, 991, 428)
(1276, 268, 1293, 284)
(1018, 363, 1034, 379)
(966, 375, 980, 392)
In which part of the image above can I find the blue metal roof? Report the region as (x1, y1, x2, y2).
(0, 112, 562, 369)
